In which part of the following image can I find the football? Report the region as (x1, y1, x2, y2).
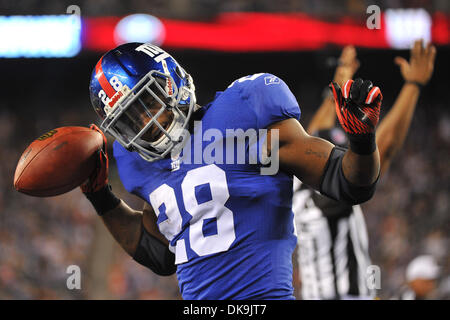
(14, 126, 104, 197)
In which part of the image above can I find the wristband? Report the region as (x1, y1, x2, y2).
(320, 146, 379, 205)
(84, 184, 121, 216)
(405, 81, 425, 90)
(348, 133, 376, 155)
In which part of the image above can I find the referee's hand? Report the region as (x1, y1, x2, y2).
(394, 39, 436, 86)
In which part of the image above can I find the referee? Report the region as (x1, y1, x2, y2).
(294, 41, 436, 300)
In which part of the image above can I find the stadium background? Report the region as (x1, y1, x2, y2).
(0, 0, 448, 299)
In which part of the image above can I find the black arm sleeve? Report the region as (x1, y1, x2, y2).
(132, 225, 176, 276)
(319, 146, 379, 205)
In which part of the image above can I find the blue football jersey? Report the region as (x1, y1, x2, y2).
(113, 73, 301, 299)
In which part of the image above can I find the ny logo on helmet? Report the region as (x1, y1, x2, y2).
(136, 43, 171, 63)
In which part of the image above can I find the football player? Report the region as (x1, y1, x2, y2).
(293, 40, 436, 300)
(82, 42, 382, 300)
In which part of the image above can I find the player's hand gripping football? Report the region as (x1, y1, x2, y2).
(329, 78, 382, 154)
(80, 124, 109, 194)
(394, 39, 436, 86)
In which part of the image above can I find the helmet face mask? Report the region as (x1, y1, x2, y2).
(90, 43, 197, 162)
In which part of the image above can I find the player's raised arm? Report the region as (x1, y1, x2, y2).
(80, 125, 175, 276)
(376, 39, 436, 176)
(271, 78, 382, 205)
(307, 45, 360, 134)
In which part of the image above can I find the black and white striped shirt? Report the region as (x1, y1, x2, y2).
(293, 178, 375, 300)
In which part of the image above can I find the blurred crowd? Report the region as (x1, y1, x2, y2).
(0, 0, 448, 19)
(0, 48, 448, 299)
